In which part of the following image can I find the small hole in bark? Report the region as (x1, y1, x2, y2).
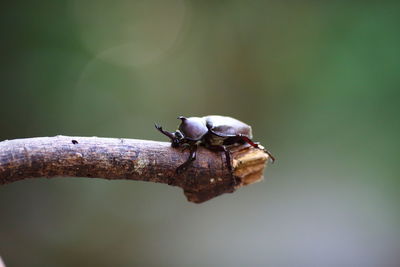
(72, 140, 78, 144)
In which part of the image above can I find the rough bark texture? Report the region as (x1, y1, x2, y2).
(0, 136, 270, 203)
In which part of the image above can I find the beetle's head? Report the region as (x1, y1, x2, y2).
(171, 130, 183, 148)
(177, 116, 208, 141)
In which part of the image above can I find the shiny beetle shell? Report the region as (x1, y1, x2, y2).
(178, 116, 208, 141)
(204, 115, 253, 138)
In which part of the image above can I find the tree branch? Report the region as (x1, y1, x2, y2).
(0, 136, 270, 203)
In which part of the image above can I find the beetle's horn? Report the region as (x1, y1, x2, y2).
(177, 116, 187, 121)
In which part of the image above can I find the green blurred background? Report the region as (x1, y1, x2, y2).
(1, 1, 399, 266)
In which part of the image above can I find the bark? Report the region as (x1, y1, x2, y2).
(0, 136, 270, 203)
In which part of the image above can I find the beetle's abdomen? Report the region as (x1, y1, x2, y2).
(204, 115, 252, 138)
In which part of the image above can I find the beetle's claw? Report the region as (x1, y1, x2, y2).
(155, 123, 162, 130)
(263, 149, 275, 163)
(253, 143, 275, 163)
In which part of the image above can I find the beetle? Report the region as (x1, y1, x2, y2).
(155, 115, 275, 174)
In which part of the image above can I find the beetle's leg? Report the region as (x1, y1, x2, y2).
(208, 145, 232, 172)
(176, 145, 197, 174)
(236, 134, 275, 162)
(207, 145, 237, 186)
(209, 129, 275, 162)
(155, 124, 175, 140)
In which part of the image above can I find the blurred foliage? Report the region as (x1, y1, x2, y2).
(1, 1, 399, 266)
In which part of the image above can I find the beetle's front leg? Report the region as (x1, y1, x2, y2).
(155, 124, 175, 140)
(176, 145, 197, 174)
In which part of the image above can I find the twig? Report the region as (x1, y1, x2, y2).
(0, 136, 270, 203)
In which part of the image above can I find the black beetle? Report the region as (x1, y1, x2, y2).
(155, 115, 274, 174)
